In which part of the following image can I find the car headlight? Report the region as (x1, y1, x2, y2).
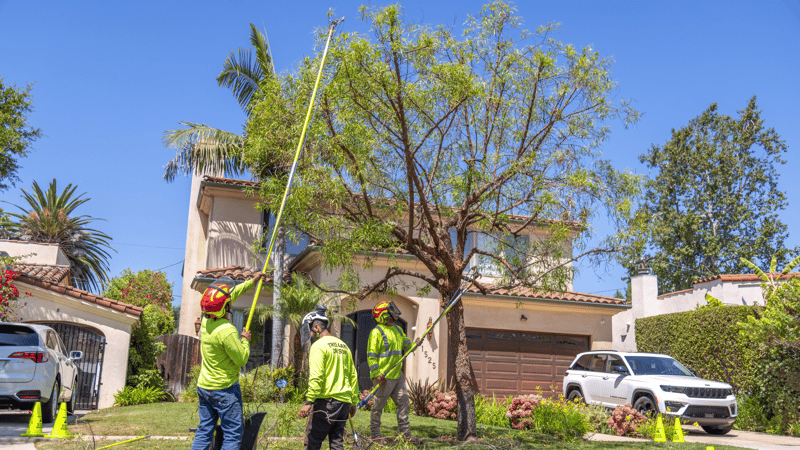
(660, 385, 686, 394)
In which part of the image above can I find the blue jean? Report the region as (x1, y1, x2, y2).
(191, 382, 244, 450)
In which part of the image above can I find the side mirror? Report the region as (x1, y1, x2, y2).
(612, 365, 628, 375)
(70, 351, 83, 361)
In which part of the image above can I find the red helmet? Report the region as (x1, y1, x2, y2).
(372, 301, 401, 324)
(201, 277, 235, 318)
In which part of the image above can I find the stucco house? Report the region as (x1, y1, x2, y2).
(612, 267, 796, 352)
(1, 239, 141, 409)
(178, 173, 629, 396)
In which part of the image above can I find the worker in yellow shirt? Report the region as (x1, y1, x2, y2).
(367, 301, 413, 440)
(297, 307, 359, 450)
(191, 274, 262, 450)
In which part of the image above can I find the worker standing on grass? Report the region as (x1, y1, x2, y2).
(191, 273, 263, 450)
(367, 301, 414, 441)
(298, 307, 360, 450)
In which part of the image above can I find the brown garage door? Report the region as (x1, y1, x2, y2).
(467, 328, 589, 397)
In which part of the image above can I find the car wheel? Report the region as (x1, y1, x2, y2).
(701, 425, 733, 435)
(633, 395, 658, 416)
(567, 389, 585, 404)
(42, 380, 60, 423)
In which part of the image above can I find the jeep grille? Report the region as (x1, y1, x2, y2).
(684, 387, 729, 398)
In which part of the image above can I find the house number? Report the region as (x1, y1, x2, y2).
(423, 349, 436, 370)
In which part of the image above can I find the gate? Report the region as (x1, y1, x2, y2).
(38, 322, 106, 410)
(155, 334, 201, 398)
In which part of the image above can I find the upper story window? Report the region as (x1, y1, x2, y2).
(261, 210, 310, 258)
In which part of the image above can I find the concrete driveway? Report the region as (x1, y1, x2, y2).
(0, 410, 84, 449)
(588, 425, 800, 450)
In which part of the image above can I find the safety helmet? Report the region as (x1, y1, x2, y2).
(200, 276, 235, 319)
(300, 306, 330, 346)
(372, 301, 401, 324)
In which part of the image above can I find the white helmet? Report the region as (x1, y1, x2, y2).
(300, 307, 330, 346)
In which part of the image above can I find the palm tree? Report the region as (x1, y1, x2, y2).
(257, 273, 355, 383)
(163, 24, 289, 365)
(3, 179, 113, 292)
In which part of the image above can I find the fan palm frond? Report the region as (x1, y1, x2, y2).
(162, 122, 245, 182)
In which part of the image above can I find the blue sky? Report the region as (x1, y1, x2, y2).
(2, 0, 799, 305)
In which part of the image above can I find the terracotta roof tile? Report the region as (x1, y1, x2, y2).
(203, 176, 260, 188)
(692, 273, 800, 285)
(658, 288, 693, 299)
(13, 266, 143, 317)
(466, 284, 625, 305)
(195, 266, 281, 283)
(11, 263, 70, 284)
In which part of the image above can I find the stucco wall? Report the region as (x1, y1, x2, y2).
(1, 240, 69, 267)
(16, 283, 138, 409)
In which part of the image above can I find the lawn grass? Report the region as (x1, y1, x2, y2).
(37, 401, 745, 450)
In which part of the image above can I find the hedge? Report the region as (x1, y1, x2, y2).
(636, 305, 761, 392)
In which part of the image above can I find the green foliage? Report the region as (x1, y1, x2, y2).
(576, 403, 612, 434)
(180, 364, 201, 402)
(475, 394, 512, 428)
(0, 77, 42, 192)
(407, 377, 439, 417)
(636, 414, 678, 440)
(504, 395, 588, 439)
(3, 179, 114, 292)
(103, 269, 173, 309)
(240, 365, 298, 403)
(740, 277, 800, 353)
(636, 305, 761, 392)
(113, 385, 169, 407)
(624, 97, 795, 293)
(0, 269, 29, 322)
(127, 304, 175, 389)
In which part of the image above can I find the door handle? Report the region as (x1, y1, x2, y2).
(602, 377, 609, 380)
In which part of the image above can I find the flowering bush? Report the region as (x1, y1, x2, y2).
(102, 269, 173, 309)
(427, 390, 457, 420)
(0, 269, 30, 322)
(505, 394, 543, 429)
(607, 404, 648, 436)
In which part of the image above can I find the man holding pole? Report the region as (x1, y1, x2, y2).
(367, 301, 414, 440)
(298, 308, 359, 450)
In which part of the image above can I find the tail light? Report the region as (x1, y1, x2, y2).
(9, 351, 49, 363)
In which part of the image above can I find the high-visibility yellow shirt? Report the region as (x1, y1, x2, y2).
(367, 324, 411, 380)
(197, 280, 254, 390)
(306, 335, 360, 405)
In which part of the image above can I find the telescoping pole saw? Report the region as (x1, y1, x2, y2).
(243, 17, 344, 333)
(356, 270, 478, 409)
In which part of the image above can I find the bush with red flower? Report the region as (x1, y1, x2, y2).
(505, 393, 543, 429)
(0, 269, 30, 322)
(426, 390, 458, 420)
(607, 404, 648, 436)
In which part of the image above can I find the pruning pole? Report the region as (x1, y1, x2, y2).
(97, 435, 150, 449)
(244, 17, 344, 333)
(357, 272, 476, 409)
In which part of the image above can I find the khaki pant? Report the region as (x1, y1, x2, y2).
(369, 377, 410, 437)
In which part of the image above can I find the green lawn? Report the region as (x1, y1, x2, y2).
(34, 401, 745, 450)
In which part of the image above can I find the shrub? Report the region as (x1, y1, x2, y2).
(475, 394, 511, 427)
(126, 304, 174, 389)
(240, 365, 297, 404)
(576, 403, 612, 434)
(606, 404, 647, 436)
(505, 394, 542, 429)
(529, 400, 589, 439)
(427, 390, 457, 420)
(407, 377, 437, 416)
(113, 386, 169, 406)
(637, 414, 677, 440)
(180, 364, 201, 402)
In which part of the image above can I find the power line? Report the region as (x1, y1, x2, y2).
(157, 259, 184, 271)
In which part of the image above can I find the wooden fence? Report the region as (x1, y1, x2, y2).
(156, 334, 201, 398)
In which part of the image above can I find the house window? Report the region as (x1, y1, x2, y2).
(260, 210, 310, 257)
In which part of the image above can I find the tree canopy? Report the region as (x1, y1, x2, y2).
(624, 97, 793, 294)
(244, 2, 641, 439)
(102, 268, 173, 310)
(0, 77, 42, 192)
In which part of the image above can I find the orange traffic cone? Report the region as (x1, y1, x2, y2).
(45, 403, 71, 438)
(20, 402, 45, 437)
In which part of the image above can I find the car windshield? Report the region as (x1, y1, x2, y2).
(0, 325, 39, 346)
(624, 355, 694, 376)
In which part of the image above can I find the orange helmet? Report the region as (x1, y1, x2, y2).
(201, 277, 235, 318)
(372, 301, 401, 324)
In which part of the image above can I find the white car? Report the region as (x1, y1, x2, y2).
(0, 323, 82, 422)
(563, 350, 737, 435)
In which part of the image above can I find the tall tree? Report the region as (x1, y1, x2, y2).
(163, 24, 288, 366)
(244, 2, 642, 440)
(3, 179, 114, 292)
(0, 77, 42, 192)
(624, 97, 792, 294)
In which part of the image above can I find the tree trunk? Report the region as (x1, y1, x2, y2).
(271, 227, 285, 367)
(446, 299, 477, 441)
(293, 330, 303, 387)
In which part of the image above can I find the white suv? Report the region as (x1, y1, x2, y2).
(563, 351, 737, 435)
